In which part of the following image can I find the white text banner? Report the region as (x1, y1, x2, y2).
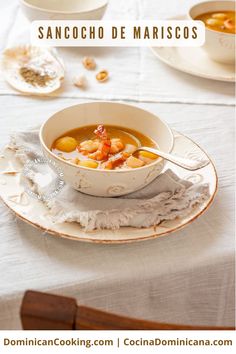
(31, 21, 205, 47)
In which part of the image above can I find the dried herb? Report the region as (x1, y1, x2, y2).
(19, 66, 52, 87)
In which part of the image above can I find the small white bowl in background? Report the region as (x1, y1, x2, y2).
(189, 1, 235, 65)
(20, 0, 108, 21)
(40, 102, 174, 197)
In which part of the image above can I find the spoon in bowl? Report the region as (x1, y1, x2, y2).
(133, 146, 210, 171)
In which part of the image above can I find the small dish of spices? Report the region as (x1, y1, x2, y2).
(2, 45, 65, 95)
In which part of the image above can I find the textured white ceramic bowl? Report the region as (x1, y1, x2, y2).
(40, 102, 174, 197)
(20, 0, 108, 21)
(189, 1, 235, 64)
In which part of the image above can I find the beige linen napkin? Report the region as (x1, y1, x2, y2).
(9, 130, 210, 231)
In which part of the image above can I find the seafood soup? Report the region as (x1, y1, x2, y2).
(52, 124, 160, 170)
(196, 11, 235, 34)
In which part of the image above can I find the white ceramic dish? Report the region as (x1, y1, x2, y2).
(40, 102, 174, 197)
(0, 131, 217, 244)
(20, 0, 108, 21)
(189, 1, 235, 64)
(151, 15, 235, 83)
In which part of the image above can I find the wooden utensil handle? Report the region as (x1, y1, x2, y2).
(20, 291, 235, 330)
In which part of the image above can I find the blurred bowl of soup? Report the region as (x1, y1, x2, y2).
(189, 1, 235, 64)
(20, 0, 108, 21)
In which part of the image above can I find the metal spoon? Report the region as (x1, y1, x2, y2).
(133, 146, 210, 171)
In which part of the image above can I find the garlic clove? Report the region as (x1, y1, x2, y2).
(73, 74, 87, 88)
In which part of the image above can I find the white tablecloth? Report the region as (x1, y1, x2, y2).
(0, 0, 235, 329)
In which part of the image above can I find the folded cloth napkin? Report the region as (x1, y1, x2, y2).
(9, 130, 210, 231)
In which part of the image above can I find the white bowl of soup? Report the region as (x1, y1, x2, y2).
(189, 1, 235, 64)
(40, 102, 174, 197)
(20, 0, 108, 21)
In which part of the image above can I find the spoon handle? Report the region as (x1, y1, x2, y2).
(135, 147, 210, 171)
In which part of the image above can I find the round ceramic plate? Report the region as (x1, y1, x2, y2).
(151, 16, 235, 83)
(0, 131, 217, 244)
